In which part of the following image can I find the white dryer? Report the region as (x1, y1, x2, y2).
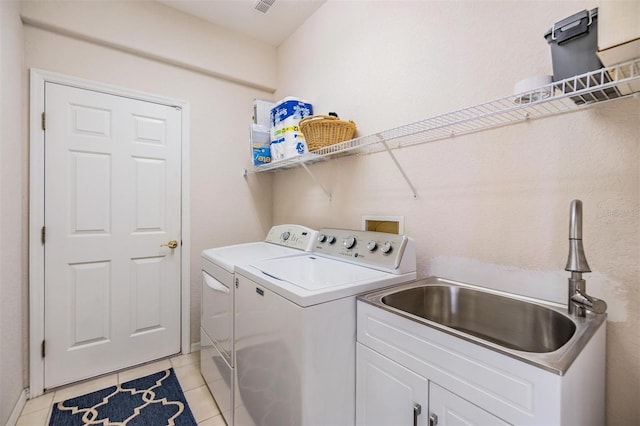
(234, 228, 416, 426)
(200, 224, 317, 425)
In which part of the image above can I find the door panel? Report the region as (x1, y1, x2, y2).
(44, 82, 182, 388)
(133, 158, 166, 231)
(130, 256, 165, 334)
(69, 261, 111, 347)
(429, 382, 511, 426)
(356, 343, 429, 426)
(70, 152, 111, 233)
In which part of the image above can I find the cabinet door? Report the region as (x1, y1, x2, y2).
(356, 343, 429, 426)
(429, 382, 511, 426)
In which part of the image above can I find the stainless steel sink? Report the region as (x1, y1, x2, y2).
(381, 284, 575, 353)
(359, 277, 606, 375)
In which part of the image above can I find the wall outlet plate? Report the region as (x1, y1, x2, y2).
(362, 215, 404, 235)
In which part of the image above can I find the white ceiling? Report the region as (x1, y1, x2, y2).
(157, 0, 327, 46)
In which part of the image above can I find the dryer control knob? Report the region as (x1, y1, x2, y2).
(317, 234, 327, 243)
(327, 236, 337, 244)
(381, 241, 393, 254)
(282, 231, 290, 241)
(344, 236, 357, 249)
(367, 241, 378, 251)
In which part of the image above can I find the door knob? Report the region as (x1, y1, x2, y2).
(161, 240, 178, 249)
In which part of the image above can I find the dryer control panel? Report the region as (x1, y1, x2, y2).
(264, 224, 317, 251)
(313, 228, 416, 274)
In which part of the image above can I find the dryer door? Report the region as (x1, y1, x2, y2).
(201, 270, 232, 364)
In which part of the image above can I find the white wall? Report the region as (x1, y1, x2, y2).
(0, 0, 25, 423)
(21, 0, 275, 360)
(273, 1, 639, 425)
(20, 0, 277, 92)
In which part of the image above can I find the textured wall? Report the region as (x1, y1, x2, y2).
(0, 0, 25, 423)
(272, 1, 639, 424)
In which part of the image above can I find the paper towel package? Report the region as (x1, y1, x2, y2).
(250, 124, 271, 165)
(270, 97, 313, 161)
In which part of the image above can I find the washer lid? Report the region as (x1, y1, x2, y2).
(250, 255, 390, 290)
(202, 242, 302, 273)
(241, 255, 416, 307)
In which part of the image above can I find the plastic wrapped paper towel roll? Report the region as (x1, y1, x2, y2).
(270, 97, 313, 161)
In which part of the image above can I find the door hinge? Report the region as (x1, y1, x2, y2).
(41, 112, 46, 131)
(41, 340, 45, 358)
(41, 226, 46, 244)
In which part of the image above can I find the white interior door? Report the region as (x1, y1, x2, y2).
(43, 82, 182, 388)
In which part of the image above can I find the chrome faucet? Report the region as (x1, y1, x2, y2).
(565, 200, 607, 316)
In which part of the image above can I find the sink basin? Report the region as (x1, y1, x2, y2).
(359, 277, 606, 375)
(381, 285, 576, 353)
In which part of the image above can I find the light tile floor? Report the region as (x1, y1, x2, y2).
(16, 351, 226, 426)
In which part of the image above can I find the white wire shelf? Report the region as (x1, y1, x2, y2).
(253, 57, 640, 174)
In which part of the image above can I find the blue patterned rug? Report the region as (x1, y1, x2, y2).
(49, 368, 197, 426)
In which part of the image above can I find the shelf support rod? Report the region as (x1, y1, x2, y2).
(300, 162, 332, 201)
(379, 136, 418, 199)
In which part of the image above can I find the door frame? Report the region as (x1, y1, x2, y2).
(28, 68, 191, 397)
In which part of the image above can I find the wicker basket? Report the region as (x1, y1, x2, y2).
(299, 115, 357, 152)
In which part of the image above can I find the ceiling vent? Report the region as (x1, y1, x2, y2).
(253, 0, 276, 14)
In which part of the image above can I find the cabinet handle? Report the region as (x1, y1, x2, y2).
(429, 413, 438, 426)
(413, 403, 422, 426)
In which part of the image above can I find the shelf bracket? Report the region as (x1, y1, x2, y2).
(378, 136, 418, 198)
(300, 162, 332, 201)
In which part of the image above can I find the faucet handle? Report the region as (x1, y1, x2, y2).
(571, 288, 607, 314)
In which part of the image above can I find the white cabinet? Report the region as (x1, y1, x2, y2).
(429, 382, 508, 426)
(357, 343, 509, 426)
(356, 300, 606, 425)
(356, 343, 428, 426)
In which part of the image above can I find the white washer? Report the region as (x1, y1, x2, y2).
(234, 228, 416, 426)
(200, 224, 317, 425)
